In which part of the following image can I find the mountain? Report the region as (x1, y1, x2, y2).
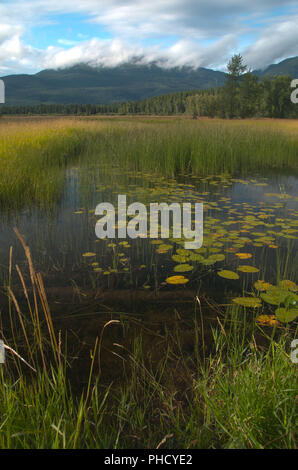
(1, 63, 226, 106)
(2, 56, 298, 106)
(255, 56, 298, 78)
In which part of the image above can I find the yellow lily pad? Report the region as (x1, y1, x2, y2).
(254, 280, 272, 291)
(235, 253, 253, 259)
(237, 265, 260, 273)
(166, 275, 189, 285)
(279, 280, 298, 292)
(256, 315, 280, 327)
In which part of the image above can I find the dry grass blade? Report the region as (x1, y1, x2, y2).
(98, 320, 121, 375)
(7, 286, 34, 365)
(13, 228, 45, 368)
(3, 342, 36, 373)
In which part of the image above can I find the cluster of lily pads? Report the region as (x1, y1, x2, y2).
(73, 171, 297, 311)
(255, 279, 298, 324)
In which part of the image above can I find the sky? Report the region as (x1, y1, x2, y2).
(0, 0, 298, 76)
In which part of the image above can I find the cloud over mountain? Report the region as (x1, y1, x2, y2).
(1, 1, 298, 74)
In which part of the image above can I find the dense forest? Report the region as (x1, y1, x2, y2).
(1, 56, 297, 119)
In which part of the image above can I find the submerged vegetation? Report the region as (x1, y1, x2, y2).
(0, 115, 297, 448)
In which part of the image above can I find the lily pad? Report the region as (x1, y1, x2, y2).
(237, 265, 260, 273)
(166, 275, 189, 285)
(176, 248, 191, 257)
(275, 307, 298, 323)
(173, 264, 193, 273)
(235, 253, 253, 259)
(218, 270, 239, 280)
(232, 297, 262, 308)
(210, 254, 226, 262)
(260, 287, 289, 306)
(200, 257, 217, 266)
(254, 280, 272, 291)
(157, 244, 173, 251)
(256, 315, 280, 327)
(279, 280, 298, 292)
(172, 254, 189, 263)
(188, 253, 205, 262)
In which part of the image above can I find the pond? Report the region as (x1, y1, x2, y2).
(0, 165, 297, 313)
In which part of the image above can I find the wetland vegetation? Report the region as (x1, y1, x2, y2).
(0, 115, 297, 448)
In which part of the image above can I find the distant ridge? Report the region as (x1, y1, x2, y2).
(1, 63, 226, 106)
(1, 56, 298, 106)
(255, 56, 298, 78)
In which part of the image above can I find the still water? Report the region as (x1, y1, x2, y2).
(0, 166, 297, 316)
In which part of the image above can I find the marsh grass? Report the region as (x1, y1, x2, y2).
(88, 120, 298, 177)
(0, 234, 296, 448)
(0, 116, 297, 448)
(0, 117, 297, 209)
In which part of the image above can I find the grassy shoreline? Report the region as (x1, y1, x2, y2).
(1, 286, 297, 449)
(0, 117, 297, 209)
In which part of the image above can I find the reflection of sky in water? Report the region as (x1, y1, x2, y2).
(231, 174, 298, 208)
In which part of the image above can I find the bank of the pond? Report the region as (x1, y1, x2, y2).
(0, 117, 298, 209)
(1, 299, 297, 449)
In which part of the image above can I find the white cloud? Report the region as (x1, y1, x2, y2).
(40, 35, 236, 70)
(243, 16, 298, 69)
(0, 1, 298, 74)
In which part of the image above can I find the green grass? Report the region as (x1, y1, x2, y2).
(1, 304, 296, 449)
(0, 125, 93, 209)
(86, 120, 298, 177)
(0, 236, 296, 449)
(0, 117, 297, 209)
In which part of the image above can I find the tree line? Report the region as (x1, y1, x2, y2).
(1, 56, 297, 119)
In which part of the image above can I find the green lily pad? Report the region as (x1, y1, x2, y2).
(210, 254, 226, 262)
(176, 248, 191, 257)
(157, 244, 173, 251)
(173, 263, 193, 273)
(260, 287, 289, 306)
(172, 254, 189, 263)
(279, 280, 298, 292)
(218, 270, 240, 280)
(232, 297, 262, 308)
(188, 253, 205, 262)
(275, 307, 298, 323)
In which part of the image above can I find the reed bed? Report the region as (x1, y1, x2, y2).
(0, 116, 297, 209)
(87, 120, 298, 176)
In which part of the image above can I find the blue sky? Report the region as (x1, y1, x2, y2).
(1, 0, 298, 75)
